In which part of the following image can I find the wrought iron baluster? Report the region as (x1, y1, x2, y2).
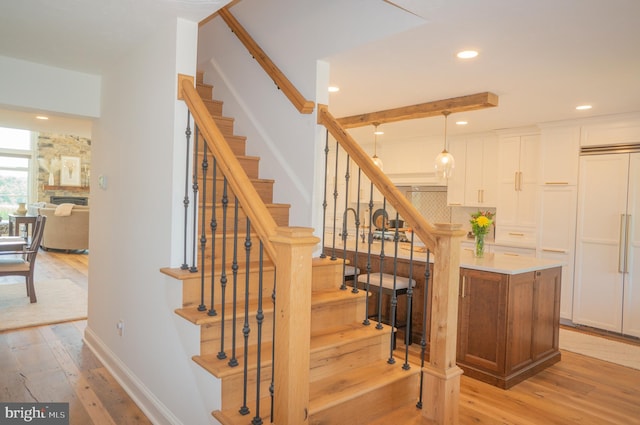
(208, 157, 218, 316)
(320, 130, 329, 259)
(229, 197, 240, 368)
(376, 198, 387, 330)
(240, 219, 252, 416)
(403, 229, 415, 370)
(269, 272, 276, 424)
(340, 154, 351, 290)
(217, 178, 229, 360)
(190, 125, 200, 273)
(387, 212, 401, 365)
(362, 182, 375, 327)
(198, 134, 209, 312)
(417, 249, 431, 409)
(252, 240, 264, 425)
(351, 168, 362, 294)
(181, 111, 192, 270)
(330, 141, 340, 260)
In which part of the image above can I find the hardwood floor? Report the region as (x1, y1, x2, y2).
(0, 249, 151, 425)
(2, 250, 639, 424)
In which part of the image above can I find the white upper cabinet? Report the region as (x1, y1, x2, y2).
(447, 134, 498, 207)
(497, 133, 540, 228)
(464, 136, 498, 207)
(540, 126, 580, 185)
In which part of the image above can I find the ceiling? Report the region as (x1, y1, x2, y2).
(1, 0, 639, 143)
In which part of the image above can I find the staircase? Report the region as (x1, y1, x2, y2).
(162, 72, 424, 424)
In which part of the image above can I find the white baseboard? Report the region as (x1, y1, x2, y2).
(84, 326, 183, 425)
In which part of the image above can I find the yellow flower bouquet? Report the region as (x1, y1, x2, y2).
(470, 211, 494, 257)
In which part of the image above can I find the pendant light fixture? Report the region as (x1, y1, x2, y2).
(372, 123, 384, 170)
(434, 111, 454, 180)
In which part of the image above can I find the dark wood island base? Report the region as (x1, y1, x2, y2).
(327, 243, 563, 389)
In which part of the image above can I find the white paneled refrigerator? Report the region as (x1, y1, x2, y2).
(574, 151, 640, 337)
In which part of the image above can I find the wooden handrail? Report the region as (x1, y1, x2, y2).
(179, 75, 278, 261)
(218, 7, 315, 115)
(317, 104, 438, 251)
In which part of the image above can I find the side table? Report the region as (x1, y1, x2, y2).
(8, 214, 38, 239)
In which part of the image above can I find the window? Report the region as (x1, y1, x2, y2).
(0, 127, 34, 220)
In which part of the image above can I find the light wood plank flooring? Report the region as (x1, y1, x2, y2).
(2, 250, 640, 424)
(0, 249, 150, 424)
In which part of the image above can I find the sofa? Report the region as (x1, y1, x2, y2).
(36, 203, 89, 251)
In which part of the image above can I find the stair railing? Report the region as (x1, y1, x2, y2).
(317, 104, 466, 425)
(217, 7, 315, 114)
(178, 75, 317, 424)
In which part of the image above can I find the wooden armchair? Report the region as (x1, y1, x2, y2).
(0, 215, 46, 303)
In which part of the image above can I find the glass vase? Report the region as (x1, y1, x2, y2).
(474, 233, 485, 258)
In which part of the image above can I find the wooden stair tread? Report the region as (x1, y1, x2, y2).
(203, 175, 275, 184)
(210, 360, 420, 425)
(175, 298, 274, 325)
(308, 360, 421, 415)
(193, 321, 392, 378)
(175, 287, 365, 325)
(160, 260, 274, 281)
(212, 398, 270, 425)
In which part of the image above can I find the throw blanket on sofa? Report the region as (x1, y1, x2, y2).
(54, 203, 75, 216)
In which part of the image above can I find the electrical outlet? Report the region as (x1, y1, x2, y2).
(116, 320, 125, 336)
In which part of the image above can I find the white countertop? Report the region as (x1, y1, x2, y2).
(329, 239, 563, 275)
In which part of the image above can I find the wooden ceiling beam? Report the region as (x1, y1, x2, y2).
(336, 92, 499, 129)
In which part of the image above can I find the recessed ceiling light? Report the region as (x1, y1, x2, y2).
(36, 115, 49, 120)
(456, 50, 478, 59)
(328, 86, 340, 93)
(576, 104, 592, 110)
(373, 129, 384, 135)
(456, 120, 468, 126)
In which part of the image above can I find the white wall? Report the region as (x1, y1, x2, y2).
(85, 17, 220, 425)
(0, 56, 100, 118)
(196, 0, 424, 231)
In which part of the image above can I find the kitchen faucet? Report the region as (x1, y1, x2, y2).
(341, 207, 360, 242)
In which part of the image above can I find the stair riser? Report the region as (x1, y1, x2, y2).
(200, 297, 370, 366)
(196, 135, 246, 156)
(191, 235, 271, 263)
(180, 269, 275, 308)
(219, 331, 389, 410)
(204, 99, 223, 117)
(191, 151, 259, 178)
(221, 364, 273, 413)
(309, 332, 389, 383)
(197, 179, 274, 204)
(201, 311, 274, 356)
(198, 204, 290, 233)
(309, 373, 419, 425)
(196, 84, 212, 99)
(311, 297, 367, 334)
(312, 261, 348, 292)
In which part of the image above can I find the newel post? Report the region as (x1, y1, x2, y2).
(270, 227, 319, 425)
(422, 222, 465, 425)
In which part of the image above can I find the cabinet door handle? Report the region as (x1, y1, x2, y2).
(542, 248, 567, 253)
(461, 275, 467, 298)
(544, 182, 569, 185)
(514, 171, 519, 191)
(508, 232, 525, 236)
(503, 252, 520, 256)
(518, 171, 523, 191)
(619, 214, 627, 273)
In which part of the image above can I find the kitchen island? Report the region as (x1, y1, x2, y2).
(325, 240, 562, 389)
